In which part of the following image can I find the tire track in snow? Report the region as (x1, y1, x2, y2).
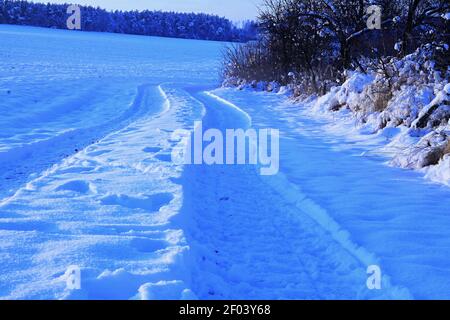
(211, 89, 450, 298)
(0, 81, 414, 299)
(0, 84, 162, 201)
(0, 83, 204, 299)
(178, 90, 412, 299)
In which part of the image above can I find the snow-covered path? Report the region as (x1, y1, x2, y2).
(1, 26, 450, 300)
(206, 89, 450, 299)
(2, 82, 450, 300)
(179, 91, 379, 299)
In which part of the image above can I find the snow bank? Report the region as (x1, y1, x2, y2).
(291, 47, 450, 186)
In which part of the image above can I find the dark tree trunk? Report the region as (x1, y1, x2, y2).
(402, 0, 422, 55)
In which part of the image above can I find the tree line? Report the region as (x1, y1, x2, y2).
(0, 0, 257, 42)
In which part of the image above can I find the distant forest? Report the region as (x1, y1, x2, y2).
(0, 0, 257, 42)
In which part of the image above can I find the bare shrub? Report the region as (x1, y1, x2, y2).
(222, 0, 449, 96)
(222, 42, 277, 84)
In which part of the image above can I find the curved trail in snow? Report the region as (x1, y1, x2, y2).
(0, 83, 197, 299)
(204, 88, 450, 300)
(1, 81, 448, 300)
(0, 84, 163, 201)
(178, 88, 410, 299)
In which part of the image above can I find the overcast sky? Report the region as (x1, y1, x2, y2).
(33, 0, 264, 21)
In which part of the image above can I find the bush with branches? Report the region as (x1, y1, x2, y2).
(222, 0, 450, 94)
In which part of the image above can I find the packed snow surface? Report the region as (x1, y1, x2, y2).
(1, 25, 450, 300)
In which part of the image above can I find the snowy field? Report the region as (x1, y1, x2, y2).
(1, 25, 450, 300)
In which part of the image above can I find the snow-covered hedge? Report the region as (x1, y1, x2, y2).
(302, 46, 450, 185)
(226, 44, 450, 185)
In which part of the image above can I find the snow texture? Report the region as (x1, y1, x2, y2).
(1, 25, 450, 300)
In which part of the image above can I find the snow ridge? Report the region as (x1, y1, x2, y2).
(0, 84, 204, 299)
(176, 89, 412, 299)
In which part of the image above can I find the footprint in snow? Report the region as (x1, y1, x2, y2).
(57, 166, 96, 174)
(154, 153, 172, 162)
(100, 192, 173, 212)
(142, 146, 162, 154)
(55, 180, 96, 194)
